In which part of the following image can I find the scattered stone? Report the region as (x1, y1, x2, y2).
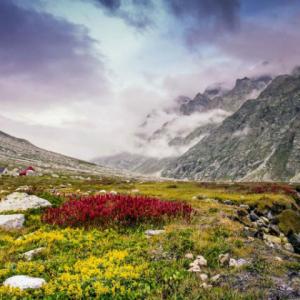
(15, 186, 31, 192)
(211, 274, 221, 283)
(21, 247, 45, 261)
(240, 204, 249, 210)
(188, 265, 201, 272)
(263, 234, 282, 245)
(261, 217, 269, 224)
(257, 219, 267, 227)
(224, 200, 234, 205)
(199, 273, 208, 281)
(249, 212, 260, 222)
(0, 192, 51, 212)
(185, 253, 194, 259)
(51, 174, 59, 178)
(3, 275, 46, 290)
(110, 190, 118, 195)
(269, 224, 281, 236)
(288, 233, 300, 253)
(99, 190, 106, 194)
(200, 282, 212, 289)
(145, 230, 165, 236)
(0, 214, 25, 229)
(229, 258, 248, 268)
(192, 196, 197, 200)
(219, 253, 230, 266)
(131, 189, 140, 193)
(237, 209, 248, 217)
(267, 211, 275, 220)
(284, 243, 294, 252)
(195, 255, 207, 266)
(274, 256, 283, 262)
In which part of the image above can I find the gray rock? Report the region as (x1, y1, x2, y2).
(184, 253, 194, 259)
(288, 233, 300, 253)
(219, 253, 230, 266)
(211, 274, 221, 282)
(269, 224, 281, 236)
(249, 212, 260, 222)
(284, 243, 295, 252)
(0, 192, 51, 212)
(21, 247, 45, 261)
(239, 204, 250, 210)
(145, 230, 165, 236)
(0, 214, 25, 229)
(199, 273, 208, 281)
(195, 255, 208, 267)
(161, 74, 300, 182)
(3, 275, 46, 290)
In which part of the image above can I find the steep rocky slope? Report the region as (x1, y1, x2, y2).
(95, 76, 271, 175)
(162, 74, 300, 182)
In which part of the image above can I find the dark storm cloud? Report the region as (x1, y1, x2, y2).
(90, 0, 152, 29)
(164, 0, 240, 31)
(0, 0, 107, 98)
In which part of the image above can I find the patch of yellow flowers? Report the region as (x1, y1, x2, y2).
(44, 250, 148, 299)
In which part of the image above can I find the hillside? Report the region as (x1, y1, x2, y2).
(0, 131, 123, 177)
(92, 152, 176, 176)
(162, 73, 300, 182)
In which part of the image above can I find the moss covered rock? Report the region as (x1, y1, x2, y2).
(278, 209, 300, 235)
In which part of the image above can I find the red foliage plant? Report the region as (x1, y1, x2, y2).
(42, 194, 193, 227)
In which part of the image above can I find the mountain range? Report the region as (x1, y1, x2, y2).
(2, 69, 300, 182)
(93, 69, 300, 182)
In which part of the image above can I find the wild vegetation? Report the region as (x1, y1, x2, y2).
(0, 174, 300, 299)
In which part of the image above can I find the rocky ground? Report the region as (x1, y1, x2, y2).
(0, 175, 300, 299)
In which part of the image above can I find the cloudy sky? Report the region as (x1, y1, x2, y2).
(1, 0, 300, 159)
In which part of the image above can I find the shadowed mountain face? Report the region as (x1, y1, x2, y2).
(93, 75, 272, 176)
(162, 73, 300, 182)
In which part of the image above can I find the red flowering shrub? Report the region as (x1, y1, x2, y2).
(42, 194, 193, 227)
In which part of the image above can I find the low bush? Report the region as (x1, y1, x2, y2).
(42, 194, 192, 227)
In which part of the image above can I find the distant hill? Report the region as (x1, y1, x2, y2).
(0, 130, 122, 176)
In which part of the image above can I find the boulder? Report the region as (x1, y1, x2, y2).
(3, 275, 46, 290)
(0, 192, 51, 212)
(0, 214, 25, 229)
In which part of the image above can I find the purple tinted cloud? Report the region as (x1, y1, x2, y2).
(0, 0, 108, 102)
(164, 0, 240, 31)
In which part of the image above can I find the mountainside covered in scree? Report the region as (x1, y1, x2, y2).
(0, 131, 122, 176)
(162, 73, 300, 182)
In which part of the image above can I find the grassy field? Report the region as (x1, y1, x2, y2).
(0, 175, 300, 299)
